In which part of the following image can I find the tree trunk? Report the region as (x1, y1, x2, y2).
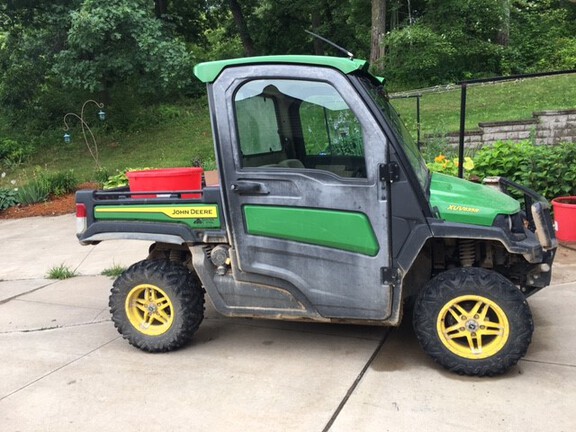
(228, 0, 256, 57)
(154, 0, 168, 19)
(311, 10, 323, 55)
(370, 0, 386, 67)
(497, 0, 510, 46)
(390, 0, 398, 31)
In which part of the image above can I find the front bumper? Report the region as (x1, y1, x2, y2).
(484, 177, 557, 296)
(483, 176, 558, 251)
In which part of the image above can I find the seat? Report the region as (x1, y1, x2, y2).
(277, 159, 305, 169)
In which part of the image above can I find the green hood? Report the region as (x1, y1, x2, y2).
(429, 173, 520, 226)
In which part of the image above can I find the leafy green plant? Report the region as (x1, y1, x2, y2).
(103, 171, 129, 189)
(47, 264, 77, 280)
(474, 141, 576, 199)
(13, 169, 78, 206)
(94, 167, 110, 184)
(44, 170, 78, 196)
(156, 104, 182, 121)
(0, 187, 19, 211)
(101, 264, 127, 278)
(0, 138, 33, 168)
(103, 167, 154, 190)
(16, 179, 50, 205)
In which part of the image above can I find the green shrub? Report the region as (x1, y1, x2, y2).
(0, 138, 33, 168)
(94, 167, 110, 184)
(0, 187, 19, 210)
(44, 170, 78, 196)
(16, 179, 50, 205)
(156, 104, 182, 120)
(473, 141, 576, 199)
(14, 169, 78, 206)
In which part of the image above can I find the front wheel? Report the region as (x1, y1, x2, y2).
(109, 259, 205, 352)
(413, 267, 533, 376)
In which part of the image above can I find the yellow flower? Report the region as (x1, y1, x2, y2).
(434, 154, 446, 163)
(463, 157, 475, 171)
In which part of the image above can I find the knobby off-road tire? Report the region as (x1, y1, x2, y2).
(109, 259, 205, 352)
(413, 267, 533, 376)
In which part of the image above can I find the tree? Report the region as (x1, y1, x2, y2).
(370, 0, 386, 68)
(154, 0, 214, 44)
(508, 0, 576, 72)
(0, 1, 79, 129)
(53, 0, 194, 100)
(240, 0, 370, 58)
(497, 0, 511, 46)
(154, 0, 168, 18)
(228, 0, 256, 56)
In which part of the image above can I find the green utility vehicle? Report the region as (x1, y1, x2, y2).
(76, 55, 557, 376)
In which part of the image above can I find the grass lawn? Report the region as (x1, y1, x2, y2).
(390, 73, 576, 137)
(1, 99, 215, 187)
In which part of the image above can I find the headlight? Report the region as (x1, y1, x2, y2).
(493, 213, 526, 236)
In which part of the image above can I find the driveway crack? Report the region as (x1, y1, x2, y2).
(322, 328, 391, 432)
(0, 319, 111, 334)
(0, 335, 120, 402)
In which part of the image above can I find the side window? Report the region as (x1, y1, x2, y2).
(301, 99, 364, 158)
(234, 79, 366, 177)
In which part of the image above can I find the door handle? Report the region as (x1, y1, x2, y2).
(230, 181, 269, 195)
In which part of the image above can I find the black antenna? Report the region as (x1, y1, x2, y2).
(305, 30, 354, 59)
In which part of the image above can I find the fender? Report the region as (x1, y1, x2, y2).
(78, 220, 227, 245)
(395, 219, 544, 281)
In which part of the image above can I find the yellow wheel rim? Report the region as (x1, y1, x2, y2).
(437, 295, 509, 359)
(125, 284, 174, 336)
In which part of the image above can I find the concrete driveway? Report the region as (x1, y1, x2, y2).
(1, 214, 575, 431)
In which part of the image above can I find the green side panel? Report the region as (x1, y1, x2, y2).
(429, 173, 520, 226)
(94, 204, 221, 229)
(243, 205, 379, 256)
(194, 55, 369, 83)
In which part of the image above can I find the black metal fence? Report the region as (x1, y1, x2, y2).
(391, 69, 576, 178)
(456, 69, 576, 178)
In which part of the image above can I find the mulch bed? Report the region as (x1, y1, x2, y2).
(0, 183, 98, 220)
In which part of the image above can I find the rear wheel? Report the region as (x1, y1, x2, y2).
(413, 267, 533, 376)
(109, 259, 204, 352)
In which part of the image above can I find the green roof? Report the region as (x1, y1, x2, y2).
(193, 55, 369, 83)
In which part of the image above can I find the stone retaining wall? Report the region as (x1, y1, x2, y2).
(435, 109, 576, 148)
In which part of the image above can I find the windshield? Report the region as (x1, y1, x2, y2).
(358, 76, 430, 192)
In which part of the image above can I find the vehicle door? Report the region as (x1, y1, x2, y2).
(211, 64, 392, 320)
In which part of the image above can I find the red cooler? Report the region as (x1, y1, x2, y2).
(127, 167, 203, 199)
